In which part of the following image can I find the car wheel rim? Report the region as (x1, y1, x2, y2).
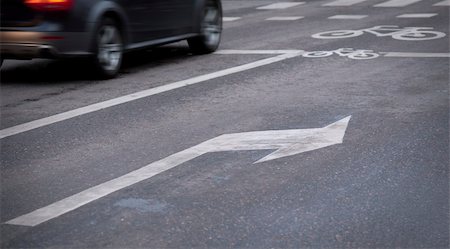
(202, 2, 221, 46)
(98, 25, 122, 71)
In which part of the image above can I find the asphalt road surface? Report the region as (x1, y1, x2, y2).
(1, 0, 449, 248)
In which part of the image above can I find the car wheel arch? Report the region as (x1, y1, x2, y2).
(86, 2, 130, 51)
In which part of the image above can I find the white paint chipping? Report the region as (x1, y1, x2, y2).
(433, 0, 450, 6)
(397, 13, 438, 18)
(223, 17, 241, 22)
(322, 0, 368, 6)
(0, 52, 302, 139)
(257, 2, 304, 9)
(266, 16, 304, 21)
(384, 52, 450, 57)
(375, 0, 422, 7)
(328, 15, 368, 19)
(5, 116, 351, 227)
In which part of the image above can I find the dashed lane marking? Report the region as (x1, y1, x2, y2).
(433, 0, 450, 6)
(322, 0, 369, 6)
(266, 16, 304, 21)
(374, 0, 423, 7)
(223, 17, 241, 22)
(397, 13, 438, 18)
(257, 2, 305, 9)
(328, 15, 368, 19)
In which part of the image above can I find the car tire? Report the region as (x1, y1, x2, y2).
(188, 0, 222, 54)
(91, 17, 123, 79)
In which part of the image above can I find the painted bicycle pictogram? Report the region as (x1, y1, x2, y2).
(302, 48, 379, 59)
(312, 25, 446, 41)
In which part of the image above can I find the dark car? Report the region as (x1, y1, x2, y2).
(0, 0, 222, 78)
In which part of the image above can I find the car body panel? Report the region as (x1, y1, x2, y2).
(0, 0, 209, 59)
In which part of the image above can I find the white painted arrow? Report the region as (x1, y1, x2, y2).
(199, 115, 351, 163)
(5, 116, 351, 227)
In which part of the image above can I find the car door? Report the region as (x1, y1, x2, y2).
(155, 0, 196, 36)
(120, 0, 161, 43)
(122, 0, 195, 43)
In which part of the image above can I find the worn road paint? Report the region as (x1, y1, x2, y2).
(322, 0, 369, 6)
(328, 15, 368, 19)
(257, 2, 304, 9)
(396, 13, 438, 18)
(5, 116, 351, 227)
(266, 16, 304, 21)
(0, 52, 302, 139)
(375, 0, 422, 7)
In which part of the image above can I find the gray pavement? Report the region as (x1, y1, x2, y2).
(1, 0, 449, 248)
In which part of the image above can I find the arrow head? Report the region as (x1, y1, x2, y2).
(254, 116, 351, 163)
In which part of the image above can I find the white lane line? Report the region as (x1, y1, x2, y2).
(383, 52, 450, 57)
(5, 146, 206, 226)
(433, 0, 450, 6)
(322, 0, 369, 6)
(328, 15, 368, 19)
(266, 16, 304, 21)
(397, 13, 438, 18)
(217, 50, 450, 58)
(375, 0, 422, 7)
(0, 52, 303, 140)
(2, 49, 448, 139)
(223, 17, 241, 22)
(257, 2, 305, 9)
(5, 116, 351, 227)
(215, 50, 303, 54)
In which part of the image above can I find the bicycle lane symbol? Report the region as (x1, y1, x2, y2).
(302, 48, 379, 60)
(312, 25, 446, 41)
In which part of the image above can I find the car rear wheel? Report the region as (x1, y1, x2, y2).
(91, 18, 123, 79)
(188, 0, 222, 54)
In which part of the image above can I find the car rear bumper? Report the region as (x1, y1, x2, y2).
(0, 31, 92, 59)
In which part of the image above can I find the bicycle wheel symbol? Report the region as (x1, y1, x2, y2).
(392, 31, 446, 41)
(311, 30, 364, 39)
(348, 52, 379, 60)
(302, 51, 333, 57)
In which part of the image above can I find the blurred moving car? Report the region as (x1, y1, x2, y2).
(0, 0, 222, 78)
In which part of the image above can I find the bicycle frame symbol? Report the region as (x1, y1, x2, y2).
(312, 25, 446, 41)
(302, 48, 379, 60)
